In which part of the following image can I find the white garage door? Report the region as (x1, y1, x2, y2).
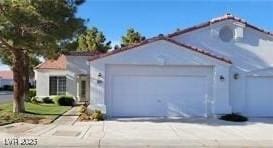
(246, 76, 273, 117)
(106, 65, 212, 117)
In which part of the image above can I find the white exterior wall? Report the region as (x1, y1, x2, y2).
(35, 56, 90, 100)
(171, 20, 273, 115)
(90, 40, 231, 115)
(66, 56, 90, 100)
(35, 69, 68, 97)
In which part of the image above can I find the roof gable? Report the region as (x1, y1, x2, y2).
(35, 55, 67, 70)
(35, 51, 104, 70)
(168, 13, 273, 37)
(89, 36, 231, 64)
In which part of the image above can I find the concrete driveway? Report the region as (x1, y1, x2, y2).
(1, 118, 273, 147)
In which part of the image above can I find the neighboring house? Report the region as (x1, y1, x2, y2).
(0, 70, 13, 88)
(0, 70, 35, 89)
(35, 14, 273, 118)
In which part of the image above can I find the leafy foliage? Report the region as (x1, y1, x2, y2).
(0, 0, 86, 56)
(52, 96, 75, 106)
(78, 105, 104, 121)
(42, 97, 54, 104)
(90, 110, 104, 121)
(78, 27, 111, 53)
(0, 0, 86, 112)
(121, 28, 145, 47)
(29, 89, 36, 99)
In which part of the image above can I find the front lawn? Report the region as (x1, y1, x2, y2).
(0, 102, 71, 125)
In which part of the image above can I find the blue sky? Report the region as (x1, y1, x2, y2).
(1, 0, 273, 70)
(76, 0, 273, 45)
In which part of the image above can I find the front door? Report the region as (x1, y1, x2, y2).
(80, 80, 86, 101)
(78, 75, 88, 102)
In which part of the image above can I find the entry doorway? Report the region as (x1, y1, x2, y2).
(77, 75, 89, 102)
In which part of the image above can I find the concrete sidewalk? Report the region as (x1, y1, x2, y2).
(0, 118, 273, 147)
(53, 106, 80, 125)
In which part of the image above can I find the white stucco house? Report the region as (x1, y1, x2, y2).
(35, 14, 273, 118)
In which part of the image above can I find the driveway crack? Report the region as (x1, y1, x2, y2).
(98, 121, 106, 148)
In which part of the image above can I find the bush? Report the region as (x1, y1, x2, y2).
(29, 89, 36, 99)
(78, 105, 91, 121)
(42, 97, 54, 104)
(31, 97, 41, 104)
(78, 106, 104, 121)
(219, 113, 248, 122)
(90, 110, 104, 121)
(53, 96, 75, 106)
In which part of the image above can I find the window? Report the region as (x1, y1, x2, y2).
(49, 76, 66, 95)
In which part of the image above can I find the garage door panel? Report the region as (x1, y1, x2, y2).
(107, 65, 211, 117)
(246, 77, 273, 117)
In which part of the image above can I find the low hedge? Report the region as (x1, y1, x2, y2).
(52, 96, 75, 106)
(219, 113, 248, 122)
(42, 97, 54, 104)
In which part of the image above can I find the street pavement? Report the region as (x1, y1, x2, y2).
(0, 115, 273, 147)
(0, 91, 13, 103)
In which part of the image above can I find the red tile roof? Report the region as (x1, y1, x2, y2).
(64, 51, 103, 56)
(0, 70, 13, 79)
(168, 13, 273, 37)
(35, 51, 103, 69)
(89, 36, 232, 64)
(35, 54, 67, 70)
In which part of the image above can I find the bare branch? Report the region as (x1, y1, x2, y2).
(0, 36, 15, 51)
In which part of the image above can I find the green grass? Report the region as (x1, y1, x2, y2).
(0, 102, 71, 125)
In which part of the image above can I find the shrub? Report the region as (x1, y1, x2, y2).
(79, 105, 88, 113)
(42, 97, 54, 104)
(79, 112, 91, 121)
(90, 110, 104, 121)
(53, 96, 75, 106)
(31, 97, 41, 104)
(78, 105, 104, 121)
(29, 89, 36, 99)
(219, 113, 248, 122)
(78, 105, 91, 121)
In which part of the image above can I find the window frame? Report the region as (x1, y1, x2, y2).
(49, 76, 67, 96)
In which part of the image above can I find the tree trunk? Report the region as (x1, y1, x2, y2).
(23, 53, 29, 101)
(12, 49, 25, 113)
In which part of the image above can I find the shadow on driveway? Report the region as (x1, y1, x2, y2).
(107, 117, 273, 126)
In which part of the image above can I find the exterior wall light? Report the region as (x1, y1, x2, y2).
(220, 75, 225, 81)
(233, 73, 239, 80)
(97, 73, 103, 84)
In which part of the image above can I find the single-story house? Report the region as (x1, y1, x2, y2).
(35, 14, 273, 118)
(0, 70, 13, 89)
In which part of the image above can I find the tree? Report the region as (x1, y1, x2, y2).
(121, 28, 145, 47)
(0, 51, 41, 101)
(0, 0, 86, 113)
(78, 27, 111, 53)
